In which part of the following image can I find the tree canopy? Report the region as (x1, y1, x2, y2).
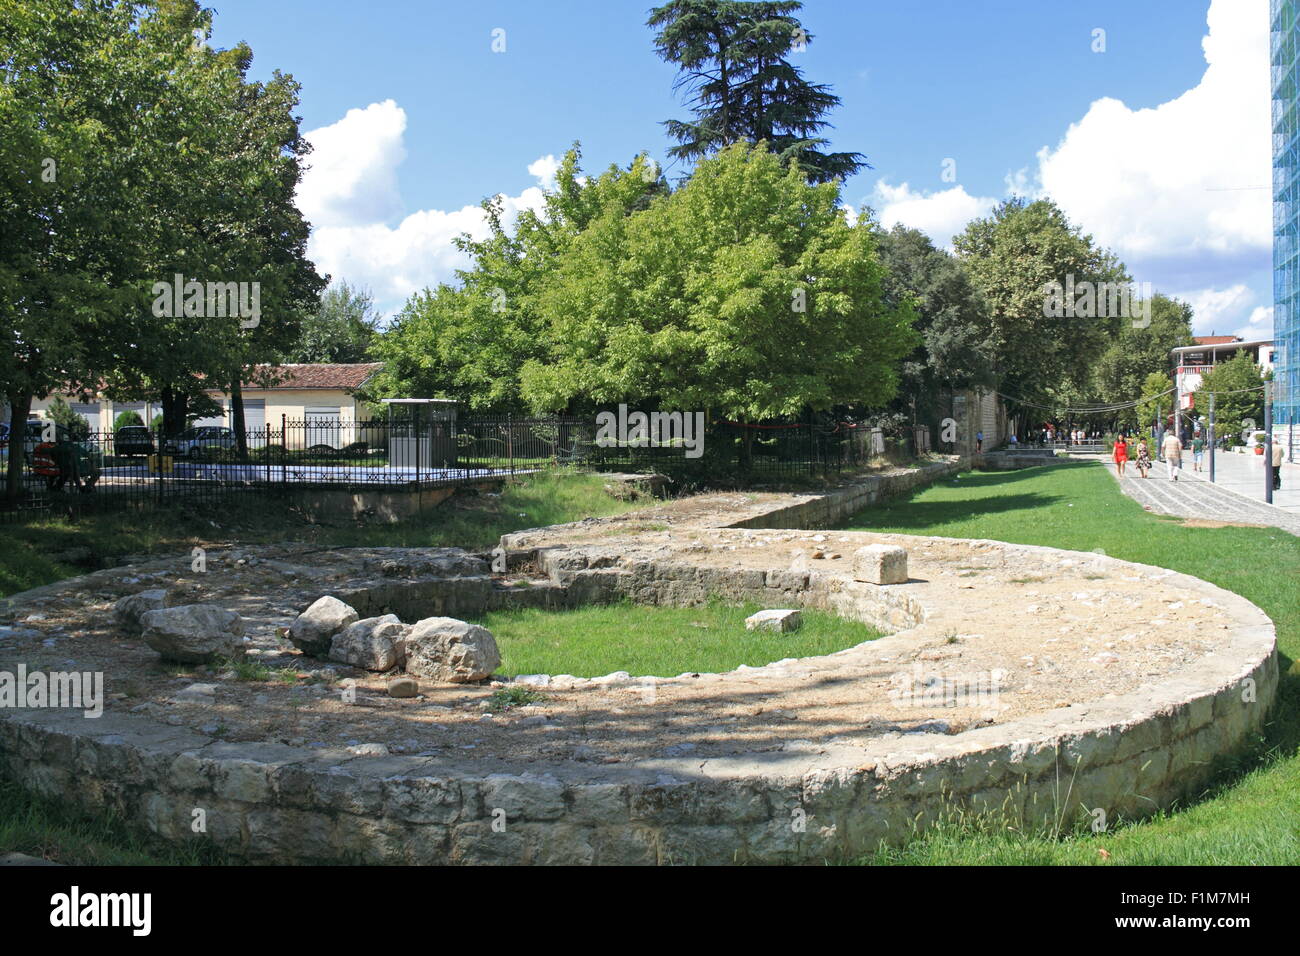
(1198, 353, 1266, 440)
(648, 0, 865, 184)
(0, 0, 322, 495)
(368, 147, 668, 411)
(520, 143, 915, 418)
(288, 281, 381, 364)
(871, 224, 994, 429)
(953, 198, 1128, 411)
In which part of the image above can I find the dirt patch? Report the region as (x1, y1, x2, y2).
(1179, 518, 1270, 530)
(0, 525, 1236, 768)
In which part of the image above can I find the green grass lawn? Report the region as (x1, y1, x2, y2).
(478, 600, 880, 678)
(840, 460, 1300, 865)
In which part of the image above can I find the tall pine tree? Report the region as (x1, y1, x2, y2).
(648, 0, 865, 184)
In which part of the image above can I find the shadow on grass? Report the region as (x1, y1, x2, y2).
(847, 492, 1068, 531)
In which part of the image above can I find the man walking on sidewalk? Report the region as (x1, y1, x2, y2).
(1273, 435, 1285, 491)
(1161, 430, 1183, 481)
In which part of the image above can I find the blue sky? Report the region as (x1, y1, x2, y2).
(209, 0, 1273, 339)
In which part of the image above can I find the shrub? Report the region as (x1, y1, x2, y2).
(113, 410, 144, 430)
(46, 396, 91, 440)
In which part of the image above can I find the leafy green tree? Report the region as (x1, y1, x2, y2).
(368, 147, 666, 411)
(1, 0, 322, 496)
(648, 1, 864, 184)
(79, 4, 322, 448)
(288, 281, 380, 363)
(520, 144, 916, 431)
(113, 410, 145, 430)
(1091, 294, 1194, 429)
(1198, 353, 1265, 441)
(1135, 370, 1174, 434)
(46, 397, 90, 440)
(0, 0, 175, 498)
(872, 225, 994, 431)
(953, 198, 1128, 411)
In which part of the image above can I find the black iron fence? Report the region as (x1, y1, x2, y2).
(0, 415, 928, 522)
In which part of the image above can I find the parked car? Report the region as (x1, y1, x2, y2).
(162, 426, 238, 459)
(113, 425, 155, 457)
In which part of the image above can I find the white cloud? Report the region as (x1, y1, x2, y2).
(867, 180, 998, 248)
(870, 0, 1270, 299)
(1170, 284, 1276, 342)
(1173, 284, 1258, 336)
(297, 100, 407, 230)
(527, 154, 562, 191)
(1236, 305, 1274, 342)
(296, 101, 554, 319)
(1032, 0, 1271, 290)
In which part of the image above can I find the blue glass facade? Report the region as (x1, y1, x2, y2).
(1274, 0, 1300, 425)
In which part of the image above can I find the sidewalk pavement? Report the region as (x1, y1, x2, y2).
(1079, 450, 1300, 537)
(1184, 447, 1300, 516)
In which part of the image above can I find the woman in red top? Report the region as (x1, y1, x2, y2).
(1113, 434, 1129, 478)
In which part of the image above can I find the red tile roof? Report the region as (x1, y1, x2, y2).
(1193, 335, 1240, 345)
(237, 363, 381, 391)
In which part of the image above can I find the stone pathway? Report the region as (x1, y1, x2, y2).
(1087, 453, 1300, 537)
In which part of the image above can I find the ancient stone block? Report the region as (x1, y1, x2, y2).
(288, 595, 359, 657)
(744, 609, 802, 632)
(852, 544, 908, 585)
(140, 605, 244, 664)
(405, 617, 500, 683)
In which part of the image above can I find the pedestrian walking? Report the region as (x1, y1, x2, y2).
(1161, 430, 1183, 480)
(1192, 434, 1205, 472)
(1135, 438, 1152, 479)
(976, 430, 983, 453)
(1113, 434, 1129, 478)
(1273, 435, 1284, 490)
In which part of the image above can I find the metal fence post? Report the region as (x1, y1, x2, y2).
(280, 414, 287, 488)
(156, 424, 164, 503)
(414, 403, 422, 489)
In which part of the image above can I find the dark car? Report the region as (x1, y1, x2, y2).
(114, 425, 155, 457)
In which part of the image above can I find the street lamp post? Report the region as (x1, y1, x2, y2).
(1208, 392, 1216, 484)
(1264, 380, 1274, 505)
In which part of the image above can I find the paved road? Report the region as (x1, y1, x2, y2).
(1081, 452, 1300, 537)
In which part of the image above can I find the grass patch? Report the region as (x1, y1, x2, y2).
(478, 600, 881, 678)
(220, 657, 301, 684)
(0, 779, 227, 866)
(0, 469, 639, 599)
(486, 686, 547, 711)
(839, 460, 1300, 865)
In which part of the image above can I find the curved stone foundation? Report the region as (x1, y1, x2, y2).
(0, 525, 1278, 864)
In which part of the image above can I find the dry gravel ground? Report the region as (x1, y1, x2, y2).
(0, 492, 1239, 767)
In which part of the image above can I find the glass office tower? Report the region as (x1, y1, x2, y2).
(1274, 0, 1299, 431)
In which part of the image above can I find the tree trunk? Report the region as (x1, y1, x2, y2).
(160, 386, 189, 438)
(229, 373, 248, 458)
(5, 391, 33, 503)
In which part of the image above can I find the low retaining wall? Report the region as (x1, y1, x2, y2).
(290, 480, 505, 524)
(724, 460, 962, 530)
